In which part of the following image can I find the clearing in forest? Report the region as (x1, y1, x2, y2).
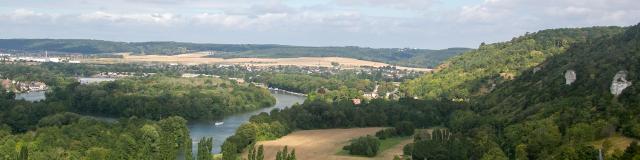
(246, 127, 413, 160)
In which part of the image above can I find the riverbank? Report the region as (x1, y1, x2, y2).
(268, 87, 307, 96)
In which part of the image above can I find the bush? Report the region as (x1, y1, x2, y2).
(343, 135, 380, 157)
(395, 121, 415, 136)
(375, 128, 397, 140)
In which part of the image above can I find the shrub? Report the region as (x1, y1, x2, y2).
(343, 135, 380, 157)
(375, 128, 397, 140)
(395, 121, 415, 136)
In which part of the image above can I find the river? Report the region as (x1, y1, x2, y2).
(189, 90, 305, 154)
(15, 77, 305, 155)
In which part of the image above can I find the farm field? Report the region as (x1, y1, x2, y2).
(245, 127, 413, 160)
(86, 53, 433, 72)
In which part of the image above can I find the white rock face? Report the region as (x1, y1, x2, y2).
(611, 71, 632, 96)
(565, 70, 576, 85)
(533, 67, 541, 74)
(489, 83, 497, 92)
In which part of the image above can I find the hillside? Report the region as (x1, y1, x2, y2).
(402, 26, 625, 100)
(0, 39, 282, 55)
(469, 23, 640, 159)
(0, 39, 468, 68)
(483, 23, 640, 129)
(211, 47, 469, 68)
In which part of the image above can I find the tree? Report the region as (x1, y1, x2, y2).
(222, 141, 238, 160)
(515, 144, 528, 160)
(257, 145, 264, 160)
(247, 145, 264, 160)
(197, 137, 213, 160)
(275, 146, 296, 160)
(16, 144, 27, 160)
(395, 121, 415, 136)
(622, 141, 640, 160)
(343, 136, 380, 157)
(480, 147, 508, 160)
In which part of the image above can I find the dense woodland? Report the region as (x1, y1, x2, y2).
(251, 73, 376, 94)
(60, 76, 275, 120)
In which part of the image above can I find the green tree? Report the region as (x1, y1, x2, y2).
(480, 147, 508, 160)
(394, 121, 415, 136)
(222, 142, 238, 160)
(16, 144, 27, 160)
(197, 137, 213, 160)
(515, 144, 528, 160)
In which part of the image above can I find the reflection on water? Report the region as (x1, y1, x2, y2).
(78, 77, 116, 84)
(189, 91, 305, 154)
(15, 91, 46, 102)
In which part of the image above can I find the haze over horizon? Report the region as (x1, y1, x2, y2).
(0, 0, 638, 49)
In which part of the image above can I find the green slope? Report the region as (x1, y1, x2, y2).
(402, 26, 625, 100)
(471, 23, 640, 159)
(483, 23, 640, 127)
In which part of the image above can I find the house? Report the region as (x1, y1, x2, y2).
(1, 79, 11, 90)
(228, 78, 245, 84)
(352, 99, 362, 105)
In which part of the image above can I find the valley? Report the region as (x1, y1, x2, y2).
(0, 3, 639, 159)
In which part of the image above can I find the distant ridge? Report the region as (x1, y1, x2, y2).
(0, 39, 469, 68)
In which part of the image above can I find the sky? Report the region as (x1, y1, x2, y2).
(0, 0, 638, 49)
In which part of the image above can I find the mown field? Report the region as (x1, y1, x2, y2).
(244, 127, 414, 160)
(86, 53, 433, 71)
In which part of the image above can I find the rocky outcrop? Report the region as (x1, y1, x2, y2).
(611, 71, 632, 96)
(533, 67, 541, 74)
(565, 70, 576, 85)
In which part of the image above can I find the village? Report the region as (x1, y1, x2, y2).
(1, 78, 48, 93)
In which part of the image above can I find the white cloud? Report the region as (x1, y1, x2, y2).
(0, 0, 638, 48)
(334, 0, 438, 10)
(454, 0, 640, 26)
(78, 12, 178, 25)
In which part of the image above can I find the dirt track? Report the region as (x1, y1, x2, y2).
(246, 128, 412, 160)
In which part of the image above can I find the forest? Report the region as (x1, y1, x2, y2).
(61, 76, 275, 120)
(250, 73, 376, 94)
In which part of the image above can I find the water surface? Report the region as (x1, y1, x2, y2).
(189, 91, 305, 154)
(15, 91, 46, 102)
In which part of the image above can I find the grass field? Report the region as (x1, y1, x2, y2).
(85, 53, 432, 72)
(243, 127, 413, 160)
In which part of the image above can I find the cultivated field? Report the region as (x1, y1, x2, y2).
(245, 127, 413, 160)
(85, 53, 432, 72)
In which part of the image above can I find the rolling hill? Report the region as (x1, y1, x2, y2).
(0, 39, 468, 68)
